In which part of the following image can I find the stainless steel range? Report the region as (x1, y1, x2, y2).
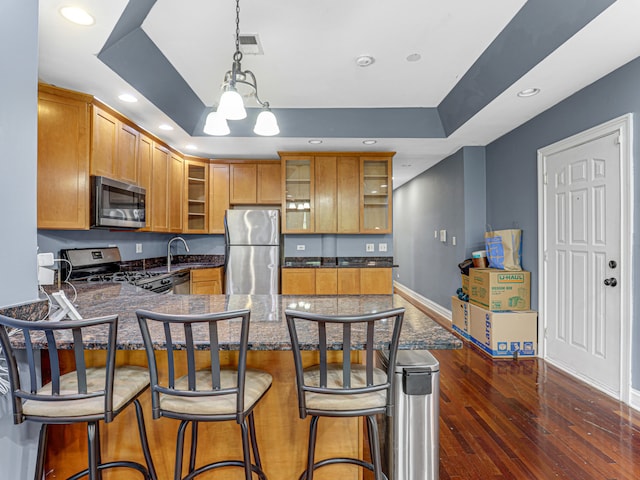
(60, 247, 188, 293)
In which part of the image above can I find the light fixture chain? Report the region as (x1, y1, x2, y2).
(235, 0, 240, 55)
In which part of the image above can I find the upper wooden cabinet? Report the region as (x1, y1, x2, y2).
(229, 161, 281, 205)
(361, 156, 393, 233)
(37, 85, 92, 230)
(150, 143, 170, 232)
(209, 163, 230, 234)
(137, 134, 153, 231)
(184, 160, 209, 233)
(169, 152, 184, 233)
(90, 105, 139, 185)
(280, 152, 393, 234)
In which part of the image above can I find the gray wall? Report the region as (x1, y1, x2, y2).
(0, 1, 41, 477)
(0, 0, 39, 307)
(485, 55, 640, 388)
(393, 147, 486, 308)
(283, 234, 393, 258)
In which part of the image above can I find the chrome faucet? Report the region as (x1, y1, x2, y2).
(167, 236, 190, 272)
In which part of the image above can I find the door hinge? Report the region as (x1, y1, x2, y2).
(543, 250, 548, 262)
(615, 134, 621, 145)
(543, 172, 548, 185)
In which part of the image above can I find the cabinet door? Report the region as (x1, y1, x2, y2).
(257, 163, 281, 204)
(90, 106, 117, 178)
(315, 156, 337, 233)
(337, 156, 360, 233)
(184, 160, 208, 233)
(210, 164, 230, 233)
(116, 122, 139, 184)
(230, 164, 257, 204)
(137, 134, 153, 231)
(169, 153, 184, 233)
(151, 143, 170, 232)
(37, 89, 91, 230)
(316, 268, 338, 295)
(360, 157, 393, 233)
(281, 269, 316, 294)
(282, 156, 314, 233)
(190, 268, 223, 294)
(360, 268, 393, 294)
(337, 269, 360, 295)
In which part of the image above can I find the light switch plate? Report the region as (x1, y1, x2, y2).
(136, 243, 143, 253)
(439, 230, 447, 242)
(297, 244, 306, 251)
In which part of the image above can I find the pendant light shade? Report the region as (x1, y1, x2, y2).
(203, 0, 278, 136)
(203, 112, 230, 136)
(253, 109, 280, 136)
(218, 87, 246, 120)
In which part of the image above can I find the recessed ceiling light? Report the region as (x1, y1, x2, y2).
(517, 88, 540, 98)
(60, 7, 95, 26)
(308, 139, 323, 144)
(118, 94, 138, 103)
(158, 124, 173, 131)
(363, 140, 377, 145)
(406, 53, 421, 62)
(356, 55, 375, 67)
(185, 144, 198, 151)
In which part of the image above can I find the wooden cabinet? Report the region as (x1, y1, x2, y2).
(229, 162, 281, 205)
(37, 85, 92, 230)
(137, 134, 153, 231)
(90, 105, 139, 185)
(360, 268, 393, 294)
(361, 156, 392, 233)
(280, 152, 392, 234)
(281, 269, 316, 295)
(190, 268, 223, 294)
(209, 163, 230, 233)
(282, 267, 392, 295)
(150, 143, 170, 232)
(169, 152, 184, 233)
(184, 160, 208, 233)
(337, 269, 360, 295)
(281, 156, 314, 233)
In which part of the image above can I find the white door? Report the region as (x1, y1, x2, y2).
(542, 130, 622, 396)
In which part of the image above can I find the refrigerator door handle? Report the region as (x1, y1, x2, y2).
(223, 211, 230, 272)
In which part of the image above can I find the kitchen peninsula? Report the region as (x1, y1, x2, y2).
(28, 282, 460, 479)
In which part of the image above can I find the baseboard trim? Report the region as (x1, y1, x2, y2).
(393, 281, 452, 325)
(630, 387, 640, 411)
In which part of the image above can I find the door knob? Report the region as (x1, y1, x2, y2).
(604, 278, 618, 287)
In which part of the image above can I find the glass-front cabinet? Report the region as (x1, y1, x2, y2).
(361, 156, 392, 233)
(281, 156, 314, 232)
(184, 160, 208, 233)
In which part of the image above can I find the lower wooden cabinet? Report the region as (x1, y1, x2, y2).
(282, 268, 392, 295)
(190, 268, 224, 294)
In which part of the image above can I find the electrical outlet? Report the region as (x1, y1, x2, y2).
(434, 230, 438, 239)
(136, 243, 143, 253)
(296, 244, 306, 251)
(378, 243, 387, 252)
(366, 243, 375, 252)
(452, 236, 456, 246)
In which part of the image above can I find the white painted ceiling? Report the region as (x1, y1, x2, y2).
(38, 0, 640, 188)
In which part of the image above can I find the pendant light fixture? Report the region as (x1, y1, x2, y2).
(204, 0, 279, 136)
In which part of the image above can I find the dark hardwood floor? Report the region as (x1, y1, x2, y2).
(433, 344, 640, 479)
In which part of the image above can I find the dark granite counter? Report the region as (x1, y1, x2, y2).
(12, 282, 461, 352)
(283, 256, 397, 268)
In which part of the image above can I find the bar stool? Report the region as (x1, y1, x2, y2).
(285, 307, 405, 480)
(135, 309, 272, 480)
(0, 313, 157, 480)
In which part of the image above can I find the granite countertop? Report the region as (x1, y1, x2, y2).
(15, 282, 461, 352)
(283, 257, 397, 268)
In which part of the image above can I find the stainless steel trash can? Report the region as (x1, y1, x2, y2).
(378, 350, 440, 480)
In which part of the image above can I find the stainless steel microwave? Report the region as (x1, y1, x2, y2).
(91, 176, 146, 229)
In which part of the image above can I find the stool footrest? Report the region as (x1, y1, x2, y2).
(183, 460, 267, 480)
(67, 460, 152, 480)
(299, 457, 388, 480)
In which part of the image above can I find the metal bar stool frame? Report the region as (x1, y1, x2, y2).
(285, 307, 405, 480)
(136, 308, 271, 480)
(0, 313, 157, 480)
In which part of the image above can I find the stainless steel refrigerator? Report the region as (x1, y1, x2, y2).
(225, 209, 280, 294)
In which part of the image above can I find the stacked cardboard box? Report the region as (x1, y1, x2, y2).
(451, 296, 471, 341)
(464, 268, 537, 359)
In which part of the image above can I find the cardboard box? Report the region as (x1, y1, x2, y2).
(451, 296, 471, 341)
(468, 303, 537, 358)
(461, 274, 469, 295)
(469, 268, 530, 311)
